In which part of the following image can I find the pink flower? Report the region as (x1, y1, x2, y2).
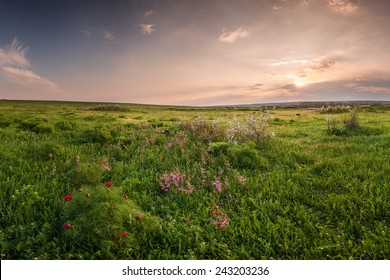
(238, 175, 246, 185)
(63, 223, 71, 230)
(136, 215, 142, 221)
(213, 178, 222, 193)
(103, 164, 110, 171)
(106, 181, 113, 187)
(64, 195, 73, 201)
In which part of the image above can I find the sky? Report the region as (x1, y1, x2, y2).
(0, 0, 390, 106)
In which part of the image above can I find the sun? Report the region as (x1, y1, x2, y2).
(294, 81, 305, 87)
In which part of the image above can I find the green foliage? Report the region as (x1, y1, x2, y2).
(1, 100, 389, 260)
(227, 141, 268, 169)
(208, 142, 230, 155)
(55, 120, 77, 131)
(80, 126, 113, 144)
(28, 142, 65, 161)
(18, 119, 54, 134)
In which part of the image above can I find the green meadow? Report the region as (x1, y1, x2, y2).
(0, 100, 389, 260)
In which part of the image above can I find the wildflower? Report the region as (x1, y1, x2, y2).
(214, 214, 229, 229)
(122, 194, 129, 199)
(213, 178, 222, 193)
(106, 181, 113, 187)
(64, 195, 73, 201)
(136, 215, 142, 221)
(211, 205, 229, 229)
(121, 232, 127, 237)
(103, 163, 110, 171)
(63, 223, 71, 230)
(237, 175, 246, 185)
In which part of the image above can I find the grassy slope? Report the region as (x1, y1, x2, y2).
(0, 100, 389, 259)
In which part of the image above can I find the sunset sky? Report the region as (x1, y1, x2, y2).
(1, 0, 389, 105)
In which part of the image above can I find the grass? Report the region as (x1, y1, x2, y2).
(0, 100, 389, 260)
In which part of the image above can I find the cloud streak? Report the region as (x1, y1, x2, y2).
(103, 30, 115, 41)
(328, 0, 360, 14)
(138, 24, 156, 34)
(219, 27, 249, 43)
(0, 39, 60, 92)
(0, 38, 30, 68)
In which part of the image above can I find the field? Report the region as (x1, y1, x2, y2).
(0, 100, 389, 260)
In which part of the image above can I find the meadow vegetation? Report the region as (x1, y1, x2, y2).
(0, 100, 389, 260)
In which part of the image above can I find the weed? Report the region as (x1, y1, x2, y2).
(344, 109, 360, 130)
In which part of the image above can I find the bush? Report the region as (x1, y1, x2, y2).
(319, 105, 351, 114)
(227, 114, 275, 145)
(228, 142, 268, 169)
(208, 142, 230, 155)
(62, 186, 162, 257)
(179, 119, 226, 144)
(344, 109, 360, 130)
(89, 104, 131, 112)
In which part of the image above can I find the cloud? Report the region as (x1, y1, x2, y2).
(328, 0, 360, 14)
(138, 24, 156, 34)
(0, 39, 60, 92)
(144, 10, 155, 17)
(1, 66, 58, 90)
(83, 27, 92, 38)
(271, 59, 311, 66)
(345, 78, 390, 94)
(0, 38, 30, 68)
(103, 30, 115, 41)
(219, 27, 249, 43)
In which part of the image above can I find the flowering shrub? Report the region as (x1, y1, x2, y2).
(179, 119, 226, 144)
(227, 114, 274, 145)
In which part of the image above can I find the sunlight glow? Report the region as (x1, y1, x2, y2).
(294, 81, 305, 87)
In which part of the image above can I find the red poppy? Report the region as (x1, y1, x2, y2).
(64, 195, 73, 201)
(106, 181, 113, 187)
(121, 231, 127, 237)
(122, 194, 129, 199)
(136, 215, 142, 221)
(64, 223, 71, 229)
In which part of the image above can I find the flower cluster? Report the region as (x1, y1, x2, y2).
(160, 169, 194, 194)
(211, 205, 229, 230)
